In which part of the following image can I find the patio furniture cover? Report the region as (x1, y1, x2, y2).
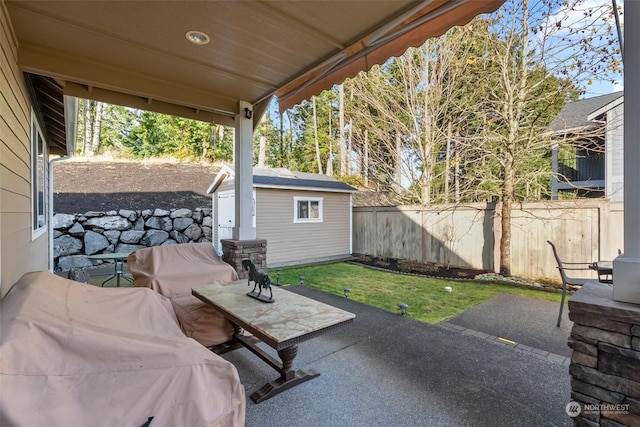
(0, 271, 245, 427)
(128, 243, 239, 347)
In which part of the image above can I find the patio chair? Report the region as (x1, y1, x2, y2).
(547, 241, 595, 327)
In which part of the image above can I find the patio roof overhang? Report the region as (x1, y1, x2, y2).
(5, 0, 503, 134)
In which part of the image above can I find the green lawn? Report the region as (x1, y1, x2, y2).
(272, 262, 564, 324)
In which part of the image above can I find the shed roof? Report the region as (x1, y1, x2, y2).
(208, 166, 357, 194)
(550, 92, 624, 133)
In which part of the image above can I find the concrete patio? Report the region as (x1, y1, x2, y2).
(75, 264, 572, 425)
(225, 286, 572, 427)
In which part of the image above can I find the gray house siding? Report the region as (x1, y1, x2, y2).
(551, 93, 624, 201)
(606, 102, 624, 201)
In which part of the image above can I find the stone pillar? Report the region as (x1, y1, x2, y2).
(568, 282, 640, 426)
(614, 0, 640, 304)
(221, 239, 267, 279)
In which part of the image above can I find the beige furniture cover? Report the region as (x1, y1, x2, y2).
(128, 243, 239, 347)
(0, 271, 245, 427)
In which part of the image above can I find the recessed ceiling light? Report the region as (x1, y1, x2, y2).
(185, 30, 210, 45)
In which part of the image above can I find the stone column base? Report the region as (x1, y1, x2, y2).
(221, 239, 267, 279)
(568, 282, 640, 426)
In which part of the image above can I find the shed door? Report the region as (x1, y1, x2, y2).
(217, 190, 235, 255)
(216, 189, 257, 255)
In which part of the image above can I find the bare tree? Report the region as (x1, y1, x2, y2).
(457, 0, 620, 275)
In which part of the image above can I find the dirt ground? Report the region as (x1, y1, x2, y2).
(53, 159, 218, 214)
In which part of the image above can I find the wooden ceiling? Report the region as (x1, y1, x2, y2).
(6, 0, 503, 133)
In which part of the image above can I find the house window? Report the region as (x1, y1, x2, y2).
(294, 197, 323, 223)
(31, 113, 47, 237)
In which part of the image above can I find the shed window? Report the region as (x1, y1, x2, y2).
(31, 113, 47, 237)
(294, 197, 322, 223)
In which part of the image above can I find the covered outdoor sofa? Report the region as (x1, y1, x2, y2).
(0, 271, 245, 427)
(127, 242, 240, 348)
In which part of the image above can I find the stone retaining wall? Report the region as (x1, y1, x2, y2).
(53, 208, 212, 271)
(568, 282, 640, 426)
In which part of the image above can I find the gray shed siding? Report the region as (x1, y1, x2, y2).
(256, 188, 351, 266)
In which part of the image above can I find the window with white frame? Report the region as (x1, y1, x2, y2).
(31, 113, 47, 236)
(293, 197, 323, 223)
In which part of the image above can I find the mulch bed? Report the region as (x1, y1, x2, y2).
(349, 255, 563, 292)
(349, 255, 486, 280)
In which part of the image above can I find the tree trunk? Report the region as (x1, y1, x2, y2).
(86, 101, 103, 156)
(338, 84, 347, 174)
(445, 122, 452, 203)
(395, 131, 402, 192)
(326, 138, 333, 176)
(363, 129, 369, 187)
(454, 140, 460, 203)
(312, 96, 323, 174)
(83, 100, 93, 155)
(348, 118, 353, 175)
(258, 135, 268, 167)
(499, 159, 515, 277)
(279, 111, 284, 167)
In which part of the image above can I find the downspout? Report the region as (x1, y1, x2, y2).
(349, 193, 353, 255)
(49, 95, 78, 271)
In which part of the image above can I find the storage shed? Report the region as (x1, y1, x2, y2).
(208, 166, 357, 268)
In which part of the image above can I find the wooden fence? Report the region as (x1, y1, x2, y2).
(352, 200, 624, 279)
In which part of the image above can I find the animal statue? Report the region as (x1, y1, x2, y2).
(242, 259, 273, 301)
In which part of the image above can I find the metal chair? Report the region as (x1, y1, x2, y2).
(547, 241, 594, 327)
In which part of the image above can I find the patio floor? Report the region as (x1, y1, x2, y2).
(226, 286, 572, 427)
(76, 265, 573, 426)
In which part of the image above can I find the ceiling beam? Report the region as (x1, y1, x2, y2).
(18, 44, 242, 118)
(63, 82, 236, 127)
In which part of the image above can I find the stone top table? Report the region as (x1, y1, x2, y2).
(193, 281, 355, 403)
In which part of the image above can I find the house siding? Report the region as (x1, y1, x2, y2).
(1, 5, 49, 297)
(255, 188, 351, 266)
(606, 102, 624, 201)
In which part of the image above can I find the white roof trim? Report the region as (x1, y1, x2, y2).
(588, 95, 624, 121)
(206, 164, 234, 194)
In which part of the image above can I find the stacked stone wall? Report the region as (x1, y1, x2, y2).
(568, 283, 640, 427)
(53, 208, 212, 271)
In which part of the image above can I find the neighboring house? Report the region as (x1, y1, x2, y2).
(550, 92, 624, 201)
(208, 166, 357, 268)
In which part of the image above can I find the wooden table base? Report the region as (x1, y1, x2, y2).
(235, 334, 320, 403)
(251, 368, 320, 403)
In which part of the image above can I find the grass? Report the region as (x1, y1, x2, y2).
(271, 262, 564, 324)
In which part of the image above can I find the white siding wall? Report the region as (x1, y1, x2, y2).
(606, 102, 624, 201)
(256, 188, 351, 266)
(1, 5, 49, 297)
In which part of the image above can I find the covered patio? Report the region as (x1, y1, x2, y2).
(2, 0, 638, 426)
